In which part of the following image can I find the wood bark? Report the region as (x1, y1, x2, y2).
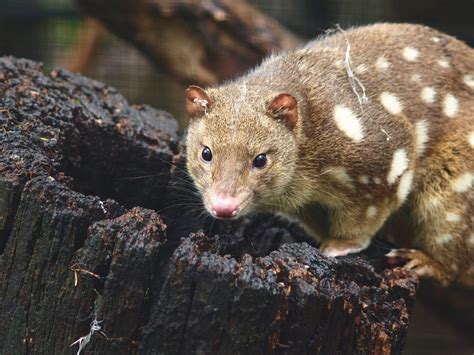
(0, 56, 417, 354)
(75, 0, 302, 85)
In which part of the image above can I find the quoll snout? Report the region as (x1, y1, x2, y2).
(209, 194, 240, 219)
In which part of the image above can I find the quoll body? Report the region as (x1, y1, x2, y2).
(185, 23, 474, 285)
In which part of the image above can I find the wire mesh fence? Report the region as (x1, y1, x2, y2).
(1, 0, 473, 127)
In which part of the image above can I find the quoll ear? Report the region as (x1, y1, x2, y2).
(266, 93, 298, 129)
(186, 85, 212, 119)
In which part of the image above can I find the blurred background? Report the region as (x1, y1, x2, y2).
(1, 0, 473, 128)
(1, 0, 473, 353)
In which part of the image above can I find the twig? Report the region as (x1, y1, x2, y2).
(70, 317, 103, 355)
(336, 24, 368, 109)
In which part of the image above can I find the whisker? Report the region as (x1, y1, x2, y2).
(155, 202, 204, 214)
(370, 238, 393, 251)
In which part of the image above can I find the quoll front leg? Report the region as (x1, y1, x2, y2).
(319, 203, 391, 257)
(319, 238, 370, 257)
(386, 248, 452, 286)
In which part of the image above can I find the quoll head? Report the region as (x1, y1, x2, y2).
(185, 84, 300, 219)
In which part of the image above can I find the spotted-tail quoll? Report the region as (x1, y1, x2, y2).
(185, 23, 474, 286)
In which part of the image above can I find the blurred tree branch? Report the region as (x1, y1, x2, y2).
(62, 18, 105, 73)
(75, 0, 302, 86)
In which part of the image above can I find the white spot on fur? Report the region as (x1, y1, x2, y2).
(375, 56, 390, 71)
(364, 193, 373, 199)
(402, 47, 419, 61)
(432, 37, 440, 43)
(435, 234, 454, 245)
(397, 170, 413, 203)
(451, 172, 473, 193)
(418, 195, 442, 221)
(464, 74, 474, 89)
(387, 149, 409, 185)
(333, 105, 364, 142)
(414, 120, 429, 156)
(355, 63, 367, 74)
(366, 206, 377, 218)
(446, 212, 461, 223)
(425, 195, 442, 208)
(380, 92, 403, 115)
(469, 234, 474, 245)
(410, 74, 421, 83)
(373, 177, 381, 185)
(468, 131, 474, 148)
(437, 58, 450, 68)
(357, 175, 369, 184)
(328, 166, 354, 188)
(442, 94, 458, 118)
(420, 87, 436, 104)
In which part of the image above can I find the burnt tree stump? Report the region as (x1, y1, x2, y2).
(0, 57, 417, 354)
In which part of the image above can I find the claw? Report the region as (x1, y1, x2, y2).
(405, 258, 423, 270)
(385, 248, 416, 266)
(385, 248, 451, 285)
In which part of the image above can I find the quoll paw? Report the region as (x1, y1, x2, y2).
(320, 239, 369, 258)
(386, 248, 451, 286)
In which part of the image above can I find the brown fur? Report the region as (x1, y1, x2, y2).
(185, 23, 474, 286)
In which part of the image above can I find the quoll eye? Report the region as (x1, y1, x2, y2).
(253, 154, 267, 168)
(201, 146, 212, 162)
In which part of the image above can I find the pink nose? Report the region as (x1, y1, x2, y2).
(210, 195, 240, 218)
